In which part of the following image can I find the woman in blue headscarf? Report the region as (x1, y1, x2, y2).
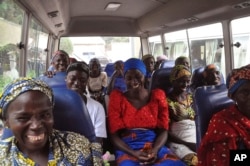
(0, 78, 102, 165)
(108, 58, 185, 165)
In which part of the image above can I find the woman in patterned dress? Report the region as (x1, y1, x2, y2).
(198, 64, 250, 166)
(0, 78, 102, 165)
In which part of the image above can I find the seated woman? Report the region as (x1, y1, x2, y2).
(88, 58, 108, 102)
(175, 56, 190, 69)
(142, 54, 155, 89)
(202, 64, 221, 86)
(106, 60, 126, 95)
(0, 78, 102, 165)
(108, 58, 185, 166)
(46, 50, 70, 76)
(65, 62, 107, 144)
(167, 65, 197, 166)
(198, 65, 250, 166)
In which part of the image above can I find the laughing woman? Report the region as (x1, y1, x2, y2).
(0, 78, 102, 165)
(108, 58, 185, 166)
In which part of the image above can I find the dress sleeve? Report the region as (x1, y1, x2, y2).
(91, 142, 103, 166)
(108, 90, 125, 133)
(153, 89, 169, 130)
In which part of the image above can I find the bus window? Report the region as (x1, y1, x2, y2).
(164, 30, 188, 60)
(148, 35, 163, 57)
(59, 37, 141, 66)
(231, 16, 250, 69)
(26, 18, 48, 77)
(0, 0, 24, 92)
(188, 23, 225, 76)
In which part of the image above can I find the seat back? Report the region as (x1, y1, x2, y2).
(159, 60, 175, 69)
(104, 63, 114, 78)
(193, 84, 234, 148)
(52, 88, 96, 142)
(38, 72, 67, 88)
(149, 67, 173, 95)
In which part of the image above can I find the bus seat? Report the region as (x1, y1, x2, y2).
(104, 63, 114, 77)
(159, 60, 175, 69)
(149, 67, 173, 95)
(190, 67, 225, 91)
(192, 84, 234, 148)
(1, 87, 96, 142)
(52, 87, 96, 142)
(37, 72, 67, 88)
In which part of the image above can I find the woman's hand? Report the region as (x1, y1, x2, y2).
(44, 71, 56, 78)
(133, 150, 156, 164)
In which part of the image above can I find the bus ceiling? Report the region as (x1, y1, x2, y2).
(19, 0, 250, 37)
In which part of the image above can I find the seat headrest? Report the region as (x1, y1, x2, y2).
(104, 63, 115, 77)
(159, 60, 175, 69)
(52, 88, 96, 142)
(149, 67, 173, 95)
(38, 72, 67, 88)
(193, 84, 234, 147)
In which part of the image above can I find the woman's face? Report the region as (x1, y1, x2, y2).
(66, 70, 88, 95)
(5, 91, 54, 152)
(144, 58, 155, 72)
(172, 76, 191, 92)
(52, 54, 69, 72)
(232, 81, 250, 118)
(125, 69, 145, 90)
(89, 60, 100, 75)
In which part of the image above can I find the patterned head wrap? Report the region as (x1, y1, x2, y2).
(170, 65, 191, 83)
(124, 58, 146, 76)
(142, 54, 155, 62)
(227, 64, 250, 96)
(66, 61, 89, 77)
(0, 78, 54, 118)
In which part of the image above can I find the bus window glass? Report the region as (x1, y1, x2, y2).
(148, 35, 163, 57)
(59, 37, 141, 68)
(164, 30, 188, 60)
(26, 19, 48, 77)
(188, 23, 225, 76)
(0, 0, 24, 91)
(231, 16, 250, 69)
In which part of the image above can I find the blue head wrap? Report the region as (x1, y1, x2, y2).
(124, 58, 146, 76)
(0, 77, 54, 118)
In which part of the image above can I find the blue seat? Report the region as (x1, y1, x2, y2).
(159, 60, 175, 69)
(1, 87, 96, 142)
(104, 63, 114, 77)
(149, 67, 173, 95)
(192, 84, 234, 148)
(52, 88, 96, 142)
(37, 72, 67, 88)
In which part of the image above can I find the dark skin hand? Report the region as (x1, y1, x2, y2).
(110, 128, 168, 164)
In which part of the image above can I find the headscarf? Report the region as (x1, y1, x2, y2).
(66, 61, 89, 77)
(142, 54, 155, 62)
(227, 64, 250, 96)
(124, 58, 146, 76)
(0, 77, 54, 118)
(156, 55, 168, 62)
(203, 64, 220, 78)
(170, 65, 191, 83)
(51, 50, 69, 63)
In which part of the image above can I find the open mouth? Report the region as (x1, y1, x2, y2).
(26, 133, 45, 143)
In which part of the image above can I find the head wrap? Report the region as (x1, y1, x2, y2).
(142, 54, 155, 62)
(51, 50, 69, 63)
(0, 77, 54, 118)
(66, 61, 89, 77)
(203, 64, 220, 78)
(227, 64, 250, 96)
(124, 58, 146, 76)
(170, 65, 191, 82)
(156, 55, 168, 62)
